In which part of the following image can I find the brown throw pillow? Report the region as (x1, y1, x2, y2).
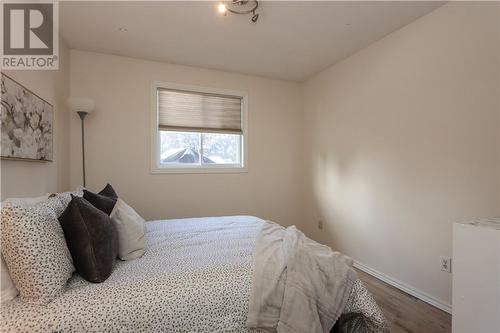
(83, 189, 116, 215)
(58, 196, 118, 283)
(99, 183, 118, 200)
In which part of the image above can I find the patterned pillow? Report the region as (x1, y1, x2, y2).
(52, 187, 84, 216)
(0, 198, 75, 304)
(1, 194, 50, 207)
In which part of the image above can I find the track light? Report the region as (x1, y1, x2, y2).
(217, 0, 259, 23)
(251, 10, 259, 22)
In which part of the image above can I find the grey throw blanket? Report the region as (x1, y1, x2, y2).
(247, 222, 357, 333)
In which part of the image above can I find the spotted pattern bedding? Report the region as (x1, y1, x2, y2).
(1, 216, 386, 333)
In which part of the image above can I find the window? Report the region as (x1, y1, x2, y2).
(151, 82, 247, 173)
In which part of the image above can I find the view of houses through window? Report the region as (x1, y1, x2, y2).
(159, 131, 241, 166)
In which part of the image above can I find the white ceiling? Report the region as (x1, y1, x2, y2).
(60, 1, 444, 81)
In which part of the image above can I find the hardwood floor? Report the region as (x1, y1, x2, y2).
(356, 269, 451, 333)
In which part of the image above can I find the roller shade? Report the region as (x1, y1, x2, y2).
(158, 88, 243, 134)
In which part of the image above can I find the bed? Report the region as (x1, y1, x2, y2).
(1, 216, 387, 333)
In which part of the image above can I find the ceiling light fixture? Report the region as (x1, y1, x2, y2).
(217, 0, 259, 23)
(218, 3, 227, 15)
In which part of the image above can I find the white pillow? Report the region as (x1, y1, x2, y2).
(110, 198, 146, 260)
(1, 255, 18, 303)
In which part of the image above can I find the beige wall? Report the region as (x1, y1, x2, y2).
(68, 50, 304, 225)
(1, 40, 71, 199)
(302, 2, 500, 308)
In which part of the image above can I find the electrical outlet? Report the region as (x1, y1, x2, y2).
(318, 220, 323, 230)
(440, 256, 452, 273)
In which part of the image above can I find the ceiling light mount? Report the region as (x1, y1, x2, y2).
(218, 0, 260, 23)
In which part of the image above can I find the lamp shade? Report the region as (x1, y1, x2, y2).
(67, 98, 95, 113)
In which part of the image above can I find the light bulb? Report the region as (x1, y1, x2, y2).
(218, 3, 227, 14)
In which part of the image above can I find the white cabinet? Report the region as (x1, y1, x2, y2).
(452, 218, 500, 333)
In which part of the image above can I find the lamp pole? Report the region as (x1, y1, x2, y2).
(68, 97, 95, 188)
(77, 111, 88, 187)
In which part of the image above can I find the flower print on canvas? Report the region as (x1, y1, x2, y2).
(0, 74, 53, 161)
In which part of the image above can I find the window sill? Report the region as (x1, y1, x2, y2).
(150, 166, 248, 174)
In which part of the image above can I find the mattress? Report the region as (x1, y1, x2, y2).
(1, 216, 385, 333)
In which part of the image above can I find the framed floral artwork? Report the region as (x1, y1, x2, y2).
(1, 73, 53, 161)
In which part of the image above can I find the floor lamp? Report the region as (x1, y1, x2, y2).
(67, 98, 95, 187)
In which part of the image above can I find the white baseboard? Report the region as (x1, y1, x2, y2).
(353, 261, 452, 314)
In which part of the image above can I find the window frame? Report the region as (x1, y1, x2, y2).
(150, 81, 248, 174)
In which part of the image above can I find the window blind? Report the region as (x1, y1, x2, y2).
(157, 88, 243, 134)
